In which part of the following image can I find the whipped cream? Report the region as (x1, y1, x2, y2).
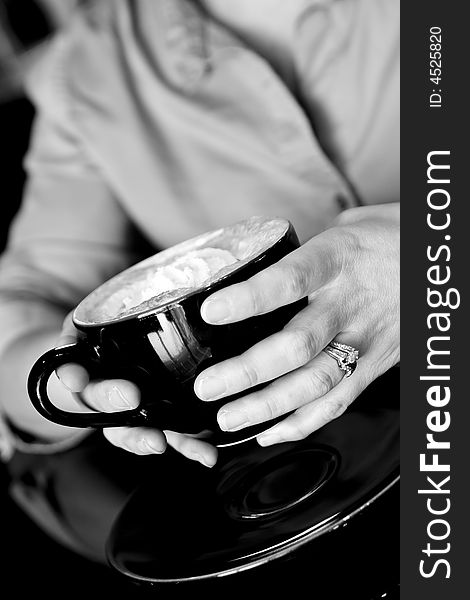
(74, 217, 290, 325)
(102, 247, 237, 320)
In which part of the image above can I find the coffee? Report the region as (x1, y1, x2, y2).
(99, 247, 238, 322)
(74, 216, 289, 326)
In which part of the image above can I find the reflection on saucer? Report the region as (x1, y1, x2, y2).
(220, 446, 340, 521)
(106, 368, 399, 586)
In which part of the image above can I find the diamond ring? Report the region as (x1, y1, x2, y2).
(323, 341, 359, 378)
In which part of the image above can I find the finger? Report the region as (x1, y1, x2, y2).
(104, 427, 167, 455)
(57, 311, 78, 346)
(56, 312, 89, 391)
(80, 379, 140, 412)
(56, 363, 90, 393)
(195, 298, 339, 401)
(164, 430, 218, 468)
(200, 237, 338, 324)
(256, 364, 369, 446)
(216, 352, 344, 433)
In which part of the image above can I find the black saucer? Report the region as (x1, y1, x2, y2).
(106, 368, 399, 586)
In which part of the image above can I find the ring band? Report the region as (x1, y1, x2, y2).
(323, 341, 359, 378)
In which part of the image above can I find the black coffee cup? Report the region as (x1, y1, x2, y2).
(27, 217, 307, 447)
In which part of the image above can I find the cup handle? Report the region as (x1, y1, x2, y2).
(27, 343, 156, 429)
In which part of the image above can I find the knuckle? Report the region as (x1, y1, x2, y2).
(285, 420, 310, 442)
(333, 209, 353, 228)
(245, 281, 266, 315)
(288, 328, 318, 367)
(238, 356, 260, 388)
(306, 368, 336, 398)
(281, 261, 309, 299)
(262, 394, 284, 421)
(322, 397, 347, 422)
(333, 207, 364, 231)
(337, 231, 361, 273)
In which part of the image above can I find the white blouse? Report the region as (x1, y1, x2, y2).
(0, 0, 399, 456)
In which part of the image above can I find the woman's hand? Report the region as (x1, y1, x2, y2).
(54, 202, 398, 463)
(194, 203, 400, 446)
(55, 318, 218, 467)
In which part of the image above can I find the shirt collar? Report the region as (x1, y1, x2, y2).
(159, 0, 246, 90)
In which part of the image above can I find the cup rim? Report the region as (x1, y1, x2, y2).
(73, 216, 291, 328)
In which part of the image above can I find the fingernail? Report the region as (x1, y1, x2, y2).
(218, 410, 250, 432)
(201, 298, 231, 323)
(196, 376, 227, 400)
(60, 380, 75, 393)
(191, 453, 216, 468)
(139, 439, 164, 454)
(108, 386, 133, 410)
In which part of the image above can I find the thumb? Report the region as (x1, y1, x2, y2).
(55, 311, 90, 392)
